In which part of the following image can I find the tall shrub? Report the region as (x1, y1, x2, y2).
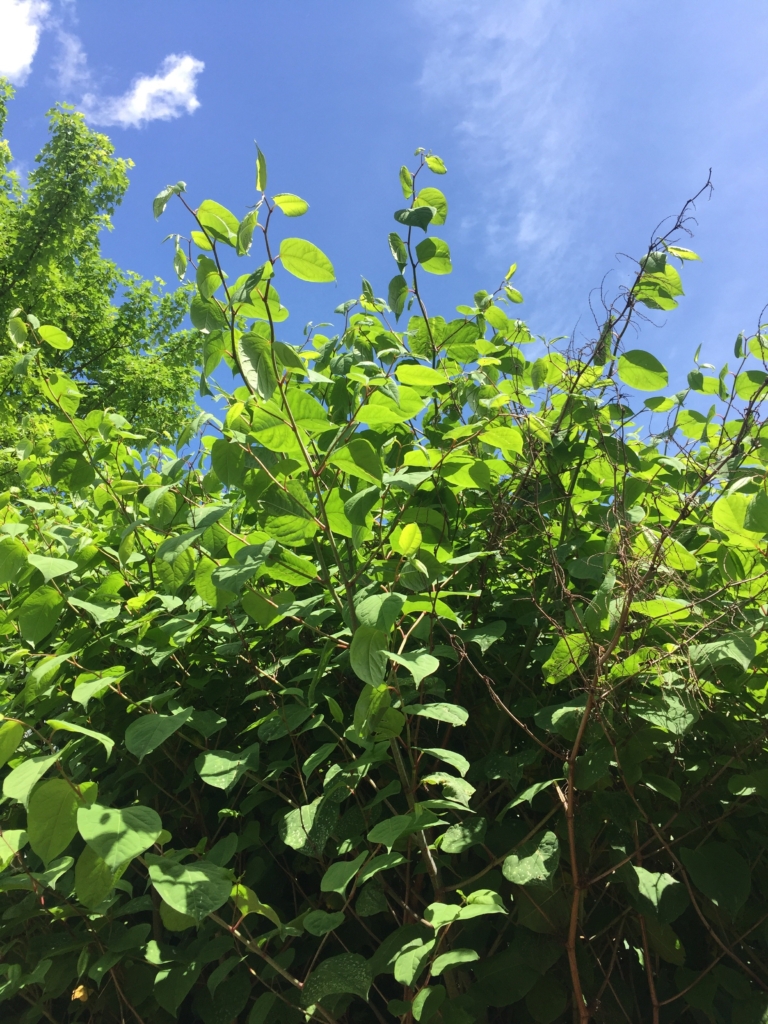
(0, 150, 767, 1024)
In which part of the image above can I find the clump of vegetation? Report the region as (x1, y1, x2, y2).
(1, 140, 767, 1024)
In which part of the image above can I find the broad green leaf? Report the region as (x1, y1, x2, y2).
(46, 719, 114, 760)
(394, 939, 435, 987)
(0, 537, 28, 584)
(237, 208, 258, 255)
(479, 425, 523, 454)
(0, 829, 27, 871)
(387, 650, 439, 685)
(195, 748, 258, 790)
(0, 721, 24, 768)
(617, 350, 669, 391)
(18, 586, 65, 644)
(196, 255, 222, 300)
(350, 625, 389, 685)
(273, 193, 309, 216)
(392, 522, 422, 556)
(542, 634, 590, 684)
(232, 883, 281, 928)
(713, 492, 765, 547)
(344, 485, 380, 527)
(388, 274, 408, 320)
(394, 207, 433, 231)
(320, 852, 367, 896)
(51, 452, 94, 491)
(417, 747, 470, 777)
(503, 831, 560, 888)
(388, 231, 408, 270)
(197, 199, 239, 246)
(27, 779, 80, 865)
(304, 909, 345, 935)
(38, 325, 73, 350)
(147, 854, 231, 922)
(415, 237, 452, 275)
(432, 949, 479, 975)
(75, 845, 117, 909)
(441, 817, 487, 854)
(399, 165, 413, 197)
(3, 752, 59, 806)
(629, 865, 689, 924)
(27, 554, 78, 582)
(425, 154, 446, 174)
(415, 187, 447, 225)
(279, 796, 337, 856)
(77, 803, 162, 870)
(327, 438, 383, 484)
(279, 238, 335, 282)
(395, 363, 448, 387)
(680, 843, 750, 920)
(403, 702, 468, 727)
(153, 180, 185, 218)
(237, 333, 278, 400)
(302, 954, 372, 1007)
(124, 708, 193, 761)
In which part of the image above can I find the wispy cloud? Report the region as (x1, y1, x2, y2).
(415, 0, 590, 263)
(0, 0, 50, 85)
(53, 28, 89, 91)
(81, 53, 205, 129)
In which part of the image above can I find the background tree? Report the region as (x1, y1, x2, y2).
(0, 79, 198, 460)
(1, 147, 768, 1024)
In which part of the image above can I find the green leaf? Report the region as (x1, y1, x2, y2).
(255, 145, 268, 191)
(38, 325, 73, 350)
(414, 187, 448, 227)
(46, 719, 114, 760)
(77, 803, 162, 870)
(526, 976, 567, 1024)
(395, 363, 447, 387)
(388, 275, 408, 320)
(404, 702, 468, 727)
(197, 200, 239, 247)
(195, 748, 257, 790)
(301, 953, 372, 1007)
(2, 752, 59, 806)
(237, 333, 278, 400)
(503, 831, 560, 888)
(273, 193, 309, 216)
(350, 625, 389, 685)
(399, 165, 413, 197)
(387, 650, 439, 685)
(196, 255, 222, 300)
(153, 181, 185, 219)
(327, 438, 383, 484)
(441, 817, 487, 854)
(124, 708, 193, 761)
(320, 852, 367, 896)
(680, 843, 750, 919)
(279, 238, 335, 282)
(304, 910, 345, 936)
(712, 492, 765, 547)
(50, 451, 95, 490)
(344, 485, 381, 527)
(75, 845, 118, 909)
(425, 155, 446, 174)
(394, 207, 433, 231)
(27, 779, 80, 865)
(27, 554, 78, 582)
(417, 747, 470, 777)
(0, 537, 28, 584)
(542, 633, 590, 684)
(415, 237, 452, 275)
(147, 854, 232, 922)
(432, 949, 479, 975)
(629, 865, 689, 924)
(0, 721, 24, 768)
(617, 350, 669, 391)
(236, 208, 258, 256)
(388, 232, 408, 273)
(479, 425, 523, 454)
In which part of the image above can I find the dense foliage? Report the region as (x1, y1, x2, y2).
(0, 80, 198, 458)
(1, 146, 768, 1024)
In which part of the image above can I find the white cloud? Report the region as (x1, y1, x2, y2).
(54, 29, 89, 90)
(0, 0, 50, 84)
(81, 53, 204, 129)
(415, 0, 589, 262)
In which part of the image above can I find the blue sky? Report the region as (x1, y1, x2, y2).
(3, 0, 768, 393)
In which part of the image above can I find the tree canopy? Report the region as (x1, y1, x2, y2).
(0, 144, 768, 1024)
(0, 80, 198, 463)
